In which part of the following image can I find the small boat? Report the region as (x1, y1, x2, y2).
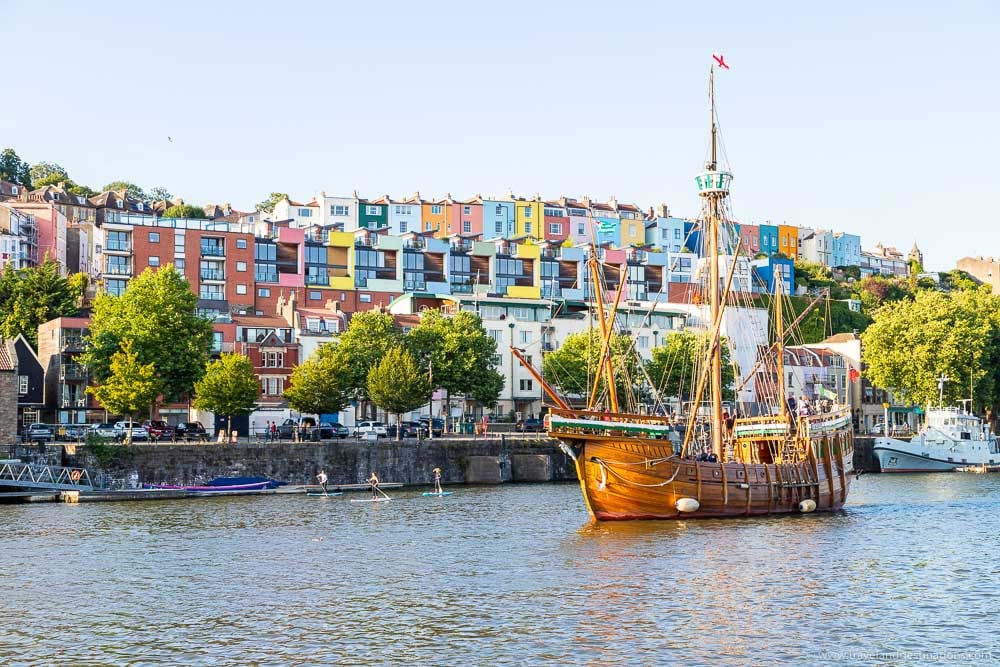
(422, 491, 454, 497)
(144, 481, 272, 492)
(875, 404, 999, 473)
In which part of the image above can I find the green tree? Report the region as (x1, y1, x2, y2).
(162, 204, 206, 219)
(331, 310, 402, 417)
(102, 180, 147, 202)
(148, 186, 173, 202)
(852, 276, 914, 313)
(541, 329, 643, 408)
(82, 265, 214, 405)
(284, 343, 352, 416)
(29, 162, 68, 185)
(0, 260, 84, 348)
(87, 339, 158, 442)
(861, 288, 1000, 415)
(256, 192, 289, 214)
(0, 148, 31, 188)
(406, 309, 503, 424)
(67, 183, 96, 197)
(367, 346, 431, 441)
(192, 353, 260, 441)
(646, 331, 736, 404)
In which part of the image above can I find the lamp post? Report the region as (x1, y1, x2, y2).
(508, 321, 516, 418)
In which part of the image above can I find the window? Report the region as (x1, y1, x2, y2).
(630, 224, 637, 236)
(519, 330, 530, 344)
(10, 186, 17, 195)
(332, 205, 349, 216)
(399, 221, 408, 233)
(199, 284, 224, 300)
(430, 205, 442, 214)
(261, 377, 284, 396)
(549, 223, 562, 235)
(360, 293, 372, 303)
(637, 336, 650, 349)
(149, 232, 159, 243)
(525, 222, 532, 234)
(425, 222, 432, 231)
(366, 206, 380, 216)
(237, 261, 247, 272)
(106, 279, 127, 296)
(116, 200, 123, 209)
(495, 221, 503, 234)
(524, 208, 532, 219)
(463, 206, 471, 214)
(236, 239, 247, 249)
(298, 208, 313, 217)
(674, 229, 681, 239)
(236, 284, 247, 295)
(175, 258, 185, 270)
(262, 351, 284, 368)
(577, 223, 584, 235)
(258, 288, 271, 297)
(519, 379, 533, 391)
(18, 376, 28, 395)
(463, 220, 471, 233)
(309, 291, 322, 300)
(495, 204, 503, 215)
(149, 256, 160, 267)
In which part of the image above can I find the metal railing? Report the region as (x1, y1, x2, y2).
(0, 461, 93, 491)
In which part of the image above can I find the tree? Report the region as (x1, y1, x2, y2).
(87, 339, 158, 443)
(331, 310, 402, 417)
(853, 276, 914, 313)
(646, 331, 736, 405)
(284, 343, 352, 416)
(102, 180, 147, 202)
(541, 329, 643, 408)
(0, 148, 31, 188)
(367, 346, 431, 441)
(148, 186, 173, 202)
(68, 182, 96, 197)
(29, 162, 68, 185)
(256, 192, 289, 214)
(861, 288, 1000, 415)
(162, 204, 206, 219)
(192, 353, 260, 441)
(406, 309, 503, 424)
(81, 265, 215, 405)
(0, 260, 85, 348)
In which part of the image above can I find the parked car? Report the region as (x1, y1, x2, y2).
(142, 420, 175, 441)
(353, 421, 388, 438)
(175, 421, 208, 441)
(418, 417, 444, 436)
(516, 418, 545, 433)
(113, 421, 148, 442)
(26, 423, 53, 443)
(319, 422, 349, 439)
(90, 423, 117, 439)
(56, 424, 87, 440)
(387, 420, 422, 438)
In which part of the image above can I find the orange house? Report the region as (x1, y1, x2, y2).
(778, 224, 799, 259)
(421, 197, 449, 237)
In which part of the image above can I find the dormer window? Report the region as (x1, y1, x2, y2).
(116, 200, 123, 209)
(10, 186, 18, 195)
(77, 196, 85, 204)
(136, 202, 144, 211)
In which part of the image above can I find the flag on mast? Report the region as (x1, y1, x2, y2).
(712, 54, 730, 70)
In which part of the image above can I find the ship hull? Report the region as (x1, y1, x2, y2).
(874, 441, 963, 473)
(565, 437, 853, 521)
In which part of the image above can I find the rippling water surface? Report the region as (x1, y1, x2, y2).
(2, 475, 999, 666)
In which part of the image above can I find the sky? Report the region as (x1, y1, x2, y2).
(2, 0, 997, 270)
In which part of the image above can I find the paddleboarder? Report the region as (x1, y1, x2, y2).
(368, 471, 380, 499)
(316, 469, 329, 495)
(432, 467, 443, 495)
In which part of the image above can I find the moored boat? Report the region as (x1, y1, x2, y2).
(875, 406, 999, 473)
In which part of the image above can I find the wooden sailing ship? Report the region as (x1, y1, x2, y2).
(512, 67, 854, 521)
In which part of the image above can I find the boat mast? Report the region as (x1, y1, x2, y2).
(775, 267, 786, 417)
(696, 66, 732, 459)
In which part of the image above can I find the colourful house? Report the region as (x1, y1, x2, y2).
(542, 201, 570, 243)
(562, 198, 593, 245)
(591, 201, 619, 246)
(513, 197, 544, 240)
(759, 223, 779, 256)
(358, 197, 389, 229)
(737, 222, 761, 256)
(683, 220, 702, 255)
(387, 195, 422, 236)
(778, 224, 798, 259)
(449, 197, 483, 238)
(421, 197, 449, 236)
(832, 232, 861, 268)
(482, 199, 514, 239)
(616, 200, 646, 247)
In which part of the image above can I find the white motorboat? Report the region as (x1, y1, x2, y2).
(874, 406, 999, 472)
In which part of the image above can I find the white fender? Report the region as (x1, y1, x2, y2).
(799, 499, 817, 513)
(675, 497, 700, 513)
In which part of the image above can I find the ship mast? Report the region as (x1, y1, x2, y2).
(696, 67, 733, 459)
(775, 267, 786, 417)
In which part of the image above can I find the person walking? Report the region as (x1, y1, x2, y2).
(432, 467, 443, 494)
(269, 420, 277, 441)
(368, 471, 380, 499)
(316, 469, 329, 495)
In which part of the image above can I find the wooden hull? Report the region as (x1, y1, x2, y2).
(563, 437, 854, 521)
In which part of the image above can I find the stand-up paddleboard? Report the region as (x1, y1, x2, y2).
(422, 491, 454, 497)
(350, 497, 391, 503)
(306, 492, 343, 497)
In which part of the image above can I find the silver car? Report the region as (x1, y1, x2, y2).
(113, 421, 148, 441)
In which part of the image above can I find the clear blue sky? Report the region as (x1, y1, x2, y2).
(3, 0, 997, 270)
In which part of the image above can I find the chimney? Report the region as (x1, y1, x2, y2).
(581, 196, 592, 208)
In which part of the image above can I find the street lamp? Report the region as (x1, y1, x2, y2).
(508, 321, 516, 418)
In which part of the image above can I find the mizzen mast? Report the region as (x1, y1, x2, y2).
(695, 66, 733, 459)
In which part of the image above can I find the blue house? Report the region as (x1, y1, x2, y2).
(683, 220, 703, 255)
(832, 232, 862, 268)
(752, 256, 795, 294)
(645, 216, 687, 253)
(483, 199, 515, 239)
(759, 223, 779, 256)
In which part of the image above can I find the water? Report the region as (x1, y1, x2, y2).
(2, 475, 999, 666)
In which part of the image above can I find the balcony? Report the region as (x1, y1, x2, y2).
(305, 275, 329, 286)
(200, 269, 225, 282)
(403, 279, 427, 291)
(60, 364, 88, 381)
(200, 245, 225, 258)
(61, 338, 86, 352)
(104, 264, 133, 275)
(451, 282, 474, 294)
(404, 238, 425, 250)
(105, 241, 132, 253)
(60, 397, 88, 409)
(211, 341, 235, 354)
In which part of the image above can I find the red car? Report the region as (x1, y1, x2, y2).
(143, 420, 175, 441)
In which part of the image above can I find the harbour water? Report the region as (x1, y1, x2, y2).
(2, 475, 998, 665)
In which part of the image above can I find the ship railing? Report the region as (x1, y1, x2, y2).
(547, 408, 677, 438)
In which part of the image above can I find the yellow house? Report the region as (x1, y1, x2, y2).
(616, 201, 646, 247)
(778, 224, 799, 259)
(513, 198, 544, 241)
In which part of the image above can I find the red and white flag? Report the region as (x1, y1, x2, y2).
(712, 54, 730, 70)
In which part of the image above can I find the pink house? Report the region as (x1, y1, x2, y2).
(543, 201, 570, 243)
(11, 201, 66, 270)
(450, 197, 483, 237)
(738, 223, 760, 256)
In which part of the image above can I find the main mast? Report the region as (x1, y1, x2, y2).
(696, 67, 733, 459)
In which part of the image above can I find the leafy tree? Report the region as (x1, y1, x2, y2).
(852, 276, 914, 313)
(541, 329, 642, 408)
(407, 309, 503, 424)
(939, 270, 980, 293)
(87, 339, 158, 442)
(162, 204, 206, 219)
(0, 148, 31, 188)
(148, 186, 173, 202)
(82, 265, 215, 405)
(861, 288, 1000, 417)
(646, 331, 736, 404)
(192, 353, 260, 441)
(330, 310, 402, 417)
(102, 180, 147, 202)
(367, 346, 431, 441)
(0, 260, 84, 348)
(29, 162, 68, 185)
(68, 183, 96, 197)
(284, 343, 352, 416)
(32, 173, 71, 189)
(256, 192, 289, 214)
